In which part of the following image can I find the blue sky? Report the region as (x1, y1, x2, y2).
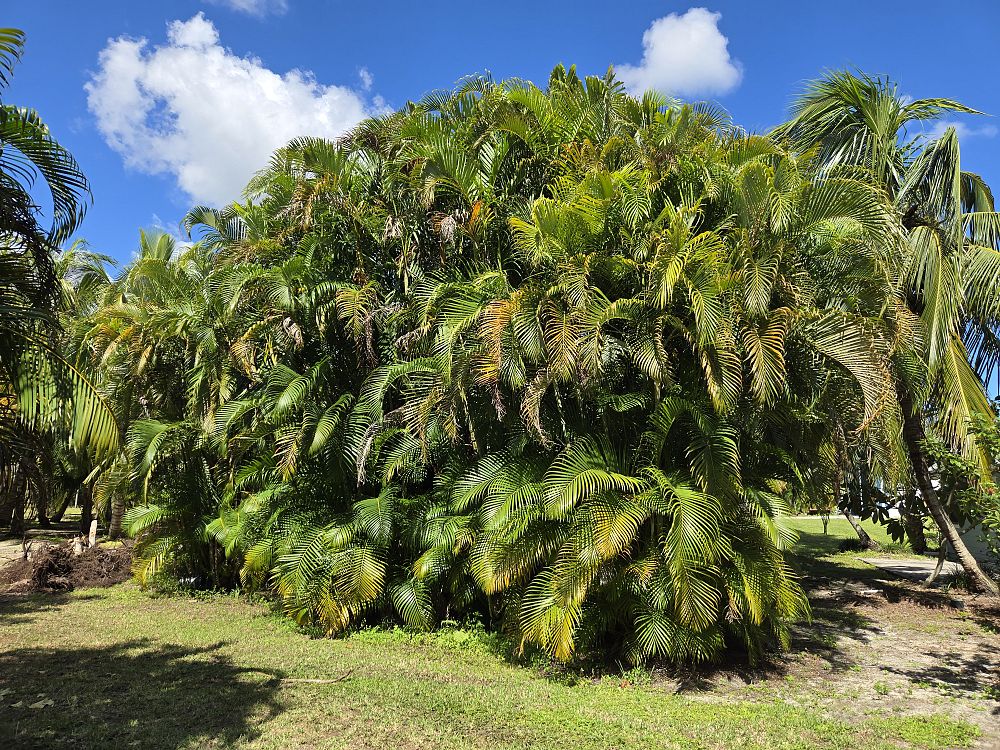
(6, 1, 1000, 263)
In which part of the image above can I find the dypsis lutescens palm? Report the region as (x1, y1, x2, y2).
(776, 71, 1000, 593)
(109, 68, 901, 664)
(0, 28, 116, 529)
(86, 66, 988, 663)
(361, 129, 899, 660)
(81, 230, 245, 570)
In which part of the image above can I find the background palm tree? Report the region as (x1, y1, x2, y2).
(777, 71, 1000, 592)
(0, 28, 117, 533)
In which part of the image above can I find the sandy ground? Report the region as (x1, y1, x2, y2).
(658, 571, 1000, 749)
(0, 539, 23, 566)
(0, 522, 79, 565)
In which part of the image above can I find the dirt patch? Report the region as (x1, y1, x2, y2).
(626, 573, 1000, 746)
(0, 542, 132, 593)
(779, 577, 1000, 744)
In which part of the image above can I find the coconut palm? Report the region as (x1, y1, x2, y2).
(777, 71, 1000, 592)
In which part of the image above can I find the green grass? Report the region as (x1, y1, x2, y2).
(786, 515, 911, 551)
(785, 516, 920, 572)
(0, 586, 979, 750)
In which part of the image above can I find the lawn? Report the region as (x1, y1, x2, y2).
(786, 515, 915, 555)
(1, 572, 994, 749)
(784, 515, 920, 574)
(0, 513, 994, 750)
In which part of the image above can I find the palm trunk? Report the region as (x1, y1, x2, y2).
(833, 456, 875, 548)
(49, 494, 71, 524)
(843, 510, 875, 548)
(458, 390, 480, 456)
(899, 391, 998, 595)
(8, 472, 26, 537)
(925, 540, 949, 585)
(902, 490, 928, 554)
(78, 484, 93, 539)
(109, 494, 125, 540)
(9, 496, 25, 538)
(36, 490, 50, 528)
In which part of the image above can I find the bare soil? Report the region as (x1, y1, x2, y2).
(645, 572, 1000, 748)
(0, 542, 132, 592)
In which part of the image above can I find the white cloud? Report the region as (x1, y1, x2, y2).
(86, 13, 373, 206)
(205, 0, 288, 17)
(358, 67, 373, 92)
(925, 119, 998, 141)
(616, 7, 741, 97)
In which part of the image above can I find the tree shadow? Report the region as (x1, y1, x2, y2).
(881, 648, 999, 703)
(968, 599, 1000, 635)
(0, 593, 104, 626)
(789, 546, 887, 585)
(0, 639, 284, 748)
(786, 604, 881, 671)
(790, 543, 973, 612)
(664, 658, 793, 693)
(790, 528, 857, 560)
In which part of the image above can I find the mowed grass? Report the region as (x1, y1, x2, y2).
(785, 515, 920, 572)
(0, 585, 981, 750)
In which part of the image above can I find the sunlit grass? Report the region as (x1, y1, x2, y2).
(0, 586, 979, 750)
(785, 515, 924, 574)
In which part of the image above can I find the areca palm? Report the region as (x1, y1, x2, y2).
(328, 89, 903, 659)
(83, 230, 249, 559)
(80, 64, 999, 663)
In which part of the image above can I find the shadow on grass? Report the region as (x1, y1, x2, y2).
(0, 639, 284, 748)
(663, 658, 794, 693)
(790, 528, 858, 559)
(968, 599, 1000, 636)
(0, 593, 104, 626)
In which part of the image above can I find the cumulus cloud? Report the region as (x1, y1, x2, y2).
(925, 119, 998, 141)
(205, 0, 288, 17)
(86, 13, 373, 206)
(616, 7, 741, 97)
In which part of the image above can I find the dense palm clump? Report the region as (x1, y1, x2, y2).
(16, 64, 1000, 664)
